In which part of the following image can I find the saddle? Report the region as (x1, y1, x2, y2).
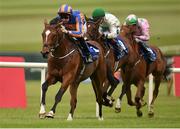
(72, 37, 100, 63)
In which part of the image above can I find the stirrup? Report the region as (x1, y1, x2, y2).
(86, 55, 93, 63)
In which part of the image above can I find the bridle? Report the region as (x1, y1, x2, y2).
(45, 26, 76, 59)
(87, 20, 102, 40)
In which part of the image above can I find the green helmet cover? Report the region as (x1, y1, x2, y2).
(92, 8, 105, 19)
(126, 15, 138, 25)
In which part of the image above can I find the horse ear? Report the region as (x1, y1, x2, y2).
(55, 21, 63, 28)
(44, 19, 49, 26)
(84, 15, 89, 21)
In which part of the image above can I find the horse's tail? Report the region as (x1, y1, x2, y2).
(163, 57, 173, 81)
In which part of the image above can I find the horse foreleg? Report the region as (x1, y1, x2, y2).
(47, 72, 75, 119)
(67, 83, 79, 121)
(148, 77, 161, 118)
(39, 81, 48, 119)
(39, 76, 57, 119)
(135, 80, 145, 117)
(45, 87, 66, 118)
(107, 82, 118, 98)
(140, 86, 147, 107)
(101, 80, 114, 107)
(91, 77, 104, 120)
(115, 83, 128, 113)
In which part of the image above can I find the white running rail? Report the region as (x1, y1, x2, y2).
(0, 62, 180, 115)
(0, 62, 47, 102)
(148, 68, 180, 111)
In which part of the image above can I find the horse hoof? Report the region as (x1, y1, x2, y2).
(140, 101, 147, 107)
(45, 111, 54, 119)
(98, 117, 104, 121)
(148, 111, 154, 118)
(110, 96, 115, 102)
(102, 100, 113, 107)
(67, 113, 73, 121)
(115, 107, 121, 113)
(136, 110, 143, 117)
(141, 102, 147, 107)
(128, 101, 136, 106)
(39, 112, 46, 119)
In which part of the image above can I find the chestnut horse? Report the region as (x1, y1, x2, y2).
(39, 20, 108, 120)
(114, 25, 169, 117)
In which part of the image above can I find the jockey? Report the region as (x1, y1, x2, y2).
(50, 4, 93, 63)
(124, 14, 156, 62)
(91, 8, 128, 61)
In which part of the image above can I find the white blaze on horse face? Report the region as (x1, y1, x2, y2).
(45, 30, 51, 43)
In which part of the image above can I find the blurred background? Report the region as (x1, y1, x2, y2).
(0, 0, 180, 127)
(1, 0, 180, 52)
(1, 0, 180, 80)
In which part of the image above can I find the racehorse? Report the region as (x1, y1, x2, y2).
(39, 20, 108, 120)
(86, 19, 119, 106)
(114, 25, 169, 117)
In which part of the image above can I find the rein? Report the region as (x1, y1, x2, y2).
(50, 49, 76, 59)
(49, 30, 76, 60)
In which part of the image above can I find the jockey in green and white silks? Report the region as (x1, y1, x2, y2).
(92, 8, 128, 61)
(124, 14, 156, 62)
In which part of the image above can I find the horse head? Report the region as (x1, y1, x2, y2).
(41, 20, 64, 58)
(86, 18, 102, 40)
(120, 25, 138, 50)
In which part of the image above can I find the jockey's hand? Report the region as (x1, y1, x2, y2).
(61, 26, 68, 34)
(102, 34, 108, 39)
(135, 37, 141, 43)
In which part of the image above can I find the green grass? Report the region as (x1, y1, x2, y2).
(0, 0, 180, 54)
(0, 81, 180, 128)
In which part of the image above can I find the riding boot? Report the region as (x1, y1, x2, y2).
(112, 38, 127, 61)
(78, 38, 93, 63)
(139, 42, 156, 62)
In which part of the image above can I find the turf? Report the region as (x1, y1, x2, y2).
(0, 81, 180, 128)
(0, 0, 180, 54)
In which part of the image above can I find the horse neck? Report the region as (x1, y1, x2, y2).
(119, 32, 139, 64)
(53, 34, 75, 57)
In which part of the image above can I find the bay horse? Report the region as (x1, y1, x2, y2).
(114, 25, 169, 117)
(86, 19, 120, 106)
(39, 20, 108, 120)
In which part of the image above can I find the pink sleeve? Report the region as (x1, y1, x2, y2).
(136, 18, 150, 41)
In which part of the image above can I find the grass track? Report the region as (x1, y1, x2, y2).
(0, 81, 180, 128)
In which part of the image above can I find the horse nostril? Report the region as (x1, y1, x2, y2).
(43, 44, 48, 47)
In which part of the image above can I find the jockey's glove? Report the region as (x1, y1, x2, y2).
(61, 26, 68, 34)
(135, 37, 141, 43)
(102, 34, 108, 39)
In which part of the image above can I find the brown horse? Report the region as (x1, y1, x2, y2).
(86, 19, 120, 106)
(114, 25, 169, 117)
(39, 20, 108, 120)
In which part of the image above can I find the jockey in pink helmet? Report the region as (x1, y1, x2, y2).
(125, 14, 156, 62)
(50, 4, 94, 63)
